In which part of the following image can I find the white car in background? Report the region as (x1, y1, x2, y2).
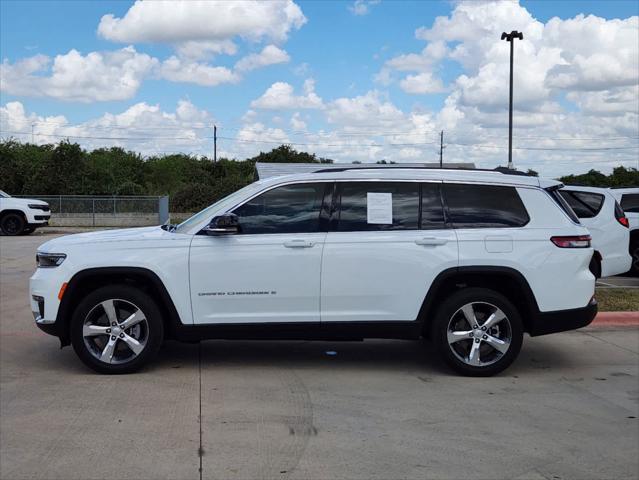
(610, 187, 639, 275)
(559, 186, 631, 277)
(0, 190, 50, 236)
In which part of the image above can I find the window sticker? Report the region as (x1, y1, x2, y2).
(367, 192, 393, 224)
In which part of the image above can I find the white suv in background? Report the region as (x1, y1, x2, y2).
(0, 190, 50, 235)
(559, 186, 631, 277)
(29, 168, 597, 376)
(610, 187, 639, 275)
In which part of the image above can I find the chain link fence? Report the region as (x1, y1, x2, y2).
(15, 195, 169, 227)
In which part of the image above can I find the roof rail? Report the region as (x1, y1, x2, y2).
(313, 165, 534, 176)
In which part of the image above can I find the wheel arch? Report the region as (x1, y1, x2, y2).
(418, 266, 540, 337)
(56, 267, 183, 346)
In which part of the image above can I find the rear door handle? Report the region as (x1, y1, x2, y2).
(415, 237, 448, 246)
(284, 240, 315, 248)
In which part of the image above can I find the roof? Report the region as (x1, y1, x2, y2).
(255, 162, 476, 179)
(252, 166, 561, 189)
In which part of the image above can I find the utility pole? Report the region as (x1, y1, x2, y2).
(501, 30, 523, 170)
(213, 124, 217, 163)
(439, 130, 444, 168)
(31, 122, 35, 143)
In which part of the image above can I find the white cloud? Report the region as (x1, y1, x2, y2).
(0, 47, 157, 102)
(235, 45, 290, 72)
(290, 112, 307, 130)
(160, 56, 240, 87)
(174, 40, 238, 60)
(399, 72, 446, 94)
(98, 0, 306, 45)
(251, 79, 323, 109)
(326, 90, 405, 128)
(349, 0, 381, 16)
(0, 100, 216, 155)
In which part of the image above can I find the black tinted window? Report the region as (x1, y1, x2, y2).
(621, 193, 639, 213)
(233, 183, 326, 234)
(559, 191, 604, 218)
(421, 183, 446, 229)
(443, 184, 529, 228)
(337, 182, 419, 231)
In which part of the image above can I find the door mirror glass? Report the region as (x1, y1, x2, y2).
(204, 213, 240, 235)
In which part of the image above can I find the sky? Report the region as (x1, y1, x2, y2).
(1, 0, 638, 177)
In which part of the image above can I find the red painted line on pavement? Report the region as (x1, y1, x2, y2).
(591, 311, 639, 327)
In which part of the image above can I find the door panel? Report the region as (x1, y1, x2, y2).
(320, 181, 458, 322)
(190, 233, 325, 324)
(321, 230, 458, 322)
(189, 181, 329, 325)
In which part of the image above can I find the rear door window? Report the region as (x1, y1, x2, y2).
(620, 193, 639, 213)
(559, 190, 605, 218)
(442, 183, 529, 228)
(336, 182, 419, 231)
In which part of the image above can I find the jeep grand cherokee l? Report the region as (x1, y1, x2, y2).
(30, 168, 597, 376)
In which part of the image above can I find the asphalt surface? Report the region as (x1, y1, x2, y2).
(1, 234, 638, 480)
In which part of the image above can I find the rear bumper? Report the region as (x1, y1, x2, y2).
(529, 298, 598, 337)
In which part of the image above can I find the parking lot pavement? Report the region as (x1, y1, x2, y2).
(598, 275, 639, 288)
(1, 234, 638, 480)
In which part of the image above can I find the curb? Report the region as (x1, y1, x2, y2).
(591, 311, 639, 327)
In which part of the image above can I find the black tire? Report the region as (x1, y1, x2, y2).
(630, 241, 639, 276)
(70, 285, 164, 374)
(431, 287, 524, 377)
(589, 255, 602, 279)
(0, 212, 25, 236)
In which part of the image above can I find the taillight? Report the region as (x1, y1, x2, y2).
(551, 235, 591, 248)
(614, 201, 628, 228)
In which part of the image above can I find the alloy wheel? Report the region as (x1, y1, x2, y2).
(447, 301, 512, 367)
(82, 299, 149, 365)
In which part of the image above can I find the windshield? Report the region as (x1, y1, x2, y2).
(174, 182, 262, 233)
(0, 190, 9, 198)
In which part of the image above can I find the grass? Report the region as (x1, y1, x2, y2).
(595, 288, 639, 312)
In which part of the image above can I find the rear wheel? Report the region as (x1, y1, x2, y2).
(432, 288, 524, 376)
(0, 213, 25, 236)
(70, 285, 164, 374)
(630, 240, 639, 276)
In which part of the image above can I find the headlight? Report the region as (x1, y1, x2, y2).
(28, 204, 49, 211)
(36, 253, 66, 268)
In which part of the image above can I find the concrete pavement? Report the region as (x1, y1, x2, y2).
(1, 234, 638, 479)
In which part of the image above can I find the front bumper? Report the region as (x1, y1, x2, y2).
(529, 297, 598, 337)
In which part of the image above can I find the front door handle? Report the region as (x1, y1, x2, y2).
(415, 237, 448, 246)
(284, 240, 315, 248)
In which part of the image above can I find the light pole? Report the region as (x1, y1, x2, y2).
(501, 30, 523, 170)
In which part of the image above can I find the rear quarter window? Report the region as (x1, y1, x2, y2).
(559, 190, 605, 218)
(621, 193, 639, 213)
(442, 183, 530, 228)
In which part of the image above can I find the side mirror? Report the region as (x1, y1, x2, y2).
(204, 213, 240, 235)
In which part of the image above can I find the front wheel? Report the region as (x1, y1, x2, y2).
(70, 285, 164, 374)
(0, 213, 25, 235)
(432, 288, 524, 376)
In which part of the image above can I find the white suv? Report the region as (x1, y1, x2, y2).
(0, 190, 50, 235)
(610, 187, 639, 275)
(29, 168, 597, 376)
(559, 186, 631, 277)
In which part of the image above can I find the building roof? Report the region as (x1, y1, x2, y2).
(255, 162, 476, 179)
